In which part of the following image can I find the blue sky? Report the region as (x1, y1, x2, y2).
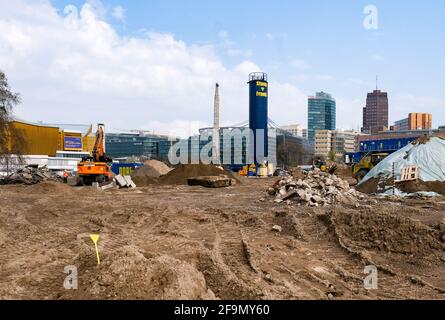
(1, 0, 444, 135)
(49, 0, 444, 91)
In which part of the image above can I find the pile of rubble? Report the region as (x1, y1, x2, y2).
(269, 168, 366, 207)
(0, 166, 61, 185)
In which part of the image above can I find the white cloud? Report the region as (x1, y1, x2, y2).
(291, 59, 309, 70)
(218, 30, 252, 58)
(112, 5, 125, 22)
(390, 93, 445, 127)
(371, 54, 385, 61)
(292, 74, 335, 82)
(335, 97, 363, 131)
(0, 0, 310, 136)
(265, 33, 288, 41)
(218, 30, 228, 39)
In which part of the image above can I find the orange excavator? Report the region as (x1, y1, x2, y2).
(77, 124, 113, 185)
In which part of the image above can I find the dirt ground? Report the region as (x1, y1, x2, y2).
(0, 177, 444, 300)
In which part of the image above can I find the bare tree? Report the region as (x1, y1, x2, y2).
(0, 70, 26, 174)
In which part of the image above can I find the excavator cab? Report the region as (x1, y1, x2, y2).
(77, 124, 113, 185)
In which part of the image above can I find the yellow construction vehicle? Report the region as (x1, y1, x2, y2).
(77, 124, 113, 185)
(352, 152, 389, 182)
(313, 159, 337, 174)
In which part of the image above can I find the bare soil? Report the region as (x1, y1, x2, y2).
(0, 177, 444, 300)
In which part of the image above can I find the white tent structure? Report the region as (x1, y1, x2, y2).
(360, 136, 445, 185)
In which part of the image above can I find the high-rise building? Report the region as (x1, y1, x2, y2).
(362, 89, 388, 134)
(392, 113, 432, 131)
(308, 92, 336, 142)
(408, 113, 432, 130)
(314, 129, 360, 158)
(314, 130, 333, 157)
(281, 124, 307, 138)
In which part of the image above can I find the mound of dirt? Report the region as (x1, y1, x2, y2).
(399, 180, 445, 195)
(143, 160, 172, 176)
(273, 211, 305, 240)
(357, 177, 445, 195)
(23, 181, 74, 194)
(132, 160, 171, 179)
(159, 165, 237, 185)
(67, 246, 216, 300)
(131, 160, 172, 186)
(327, 208, 444, 256)
(130, 175, 159, 186)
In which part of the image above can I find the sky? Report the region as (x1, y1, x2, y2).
(0, 0, 444, 137)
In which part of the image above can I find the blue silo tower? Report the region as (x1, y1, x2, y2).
(248, 72, 268, 166)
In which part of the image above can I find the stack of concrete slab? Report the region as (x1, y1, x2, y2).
(115, 175, 137, 189)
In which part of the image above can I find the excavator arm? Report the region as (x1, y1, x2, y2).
(92, 125, 105, 162)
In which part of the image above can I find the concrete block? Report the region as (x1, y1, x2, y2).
(101, 181, 115, 191)
(115, 175, 128, 188)
(282, 190, 299, 201)
(124, 176, 137, 188)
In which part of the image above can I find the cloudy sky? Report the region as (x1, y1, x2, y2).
(1, 0, 444, 137)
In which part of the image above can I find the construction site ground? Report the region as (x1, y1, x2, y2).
(1, 176, 444, 300)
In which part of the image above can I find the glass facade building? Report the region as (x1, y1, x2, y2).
(170, 127, 277, 167)
(106, 133, 175, 160)
(307, 92, 336, 143)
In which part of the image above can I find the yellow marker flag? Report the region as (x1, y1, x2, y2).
(90, 234, 101, 265)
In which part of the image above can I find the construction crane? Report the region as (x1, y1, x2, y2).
(77, 124, 113, 185)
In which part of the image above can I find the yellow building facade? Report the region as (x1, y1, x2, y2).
(11, 121, 95, 156)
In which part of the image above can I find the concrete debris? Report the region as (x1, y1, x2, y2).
(187, 175, 234, 188)
(124, 176, 137, 189)
(101, 181, 116, 191)
(114, 175, 137, 189)
(0, 166, 61, 185)
(270, 168, 366, 207)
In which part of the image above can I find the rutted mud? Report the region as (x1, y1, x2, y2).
(0, 177, 444, 300)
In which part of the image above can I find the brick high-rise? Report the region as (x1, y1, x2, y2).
(362, 89, 388, 134)
(408, 113, 432, 130)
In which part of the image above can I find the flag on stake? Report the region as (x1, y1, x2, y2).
(90, 234, 101, 265)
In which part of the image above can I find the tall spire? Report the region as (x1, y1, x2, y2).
(376, 75, 379, 90)
(212, 83, 220, 164)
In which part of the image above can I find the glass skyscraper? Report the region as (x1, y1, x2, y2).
(307, 92, 336, 143)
